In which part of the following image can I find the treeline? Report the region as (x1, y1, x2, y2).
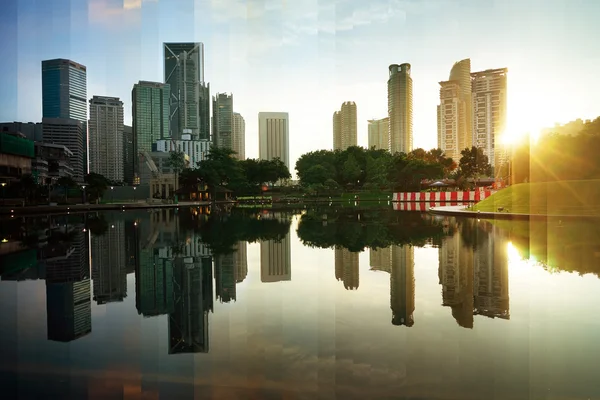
(295, 146, 491, 192)
(512, 117, 600, 183)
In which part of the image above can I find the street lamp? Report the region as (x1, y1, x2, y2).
(133, 186, 137, 202)
(110, 186, 114, 203)
(81, 185, 87, 204)
(1, 182, 6, 206)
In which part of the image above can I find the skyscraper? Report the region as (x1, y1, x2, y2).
(333, 102, 357, 151)
(367, 117, 390, 151)
(437, 59, 472, 161)
(471, 68, 508, 175)
(131, 81, 170, 178)
(123, 125, 134, 185)
(89, 96, 124, 182)
(258, 112, 290, 170)
(232, 112, 246, 160)
(212, 93, 233, 149)
(388, 63, 413, 154)
(163, 42, 209, 140)
(42, 58, 88, 180)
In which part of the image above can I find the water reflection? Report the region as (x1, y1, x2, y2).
(1, 208, 600, 398)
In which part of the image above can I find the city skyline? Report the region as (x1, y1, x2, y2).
(2, 0, 598, 172)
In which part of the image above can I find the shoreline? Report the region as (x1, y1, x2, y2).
(428, 205, 600, 220)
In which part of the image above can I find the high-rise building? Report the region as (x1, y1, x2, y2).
(123, 125, 134, 185)
(0, 122, 43, 142)
(42, 118, 85, 182)
(42, 59, 88, 175)
(333, 102, 357, 151)
(212, 93, 233, 149)
(91, 220, 127, 304)
(471, 68, 508, 174)
(437, 59, 473, 161)
(260, 231, 291, 283)
(131, 81, 170, 178)
(232, 112, 246, 160)
(258, 112, 290, 170)
(89, 96, 124, 182)
(388, 63, 413, 154)
(334, 248, 359, 290)
(155, 134, 211, 168)
(163, 43, 210, 140)
(367, 117, 390, 151)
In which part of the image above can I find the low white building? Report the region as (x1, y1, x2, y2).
(154, 132, 211, 169)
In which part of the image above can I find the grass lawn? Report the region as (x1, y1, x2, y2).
(472, 179, 600, 216)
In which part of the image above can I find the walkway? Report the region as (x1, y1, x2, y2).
(428, 205, 600, 220)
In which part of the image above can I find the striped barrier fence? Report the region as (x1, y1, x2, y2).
(392, 190, 493, 203)
(393, 201, 469, 212)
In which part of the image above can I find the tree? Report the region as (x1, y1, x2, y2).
(196, 147, 242, 202)
(342, 153, 361, 187)
(17, 174, 37, 203)
(84, 173, 110, 203)
(167, 151, 186, 193)
(56, 176, 77, 203)
(459, 146, 491, 183)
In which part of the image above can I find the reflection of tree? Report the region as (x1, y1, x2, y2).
(296, 209, 449, 252)
(180, 210, 292, 255)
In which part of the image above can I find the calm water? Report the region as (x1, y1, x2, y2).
(1, 207, 600, 400)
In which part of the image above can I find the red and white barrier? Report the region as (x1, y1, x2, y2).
(392, 201, 469, 211)
(392, 190, 493, 203)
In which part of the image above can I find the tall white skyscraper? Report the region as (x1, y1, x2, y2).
(368, 117, 390, 151)
(258, 112, 289, 170)
(212, 93, 233, 149)
(89, 96, 124, 182)
(388, 63, 413, 154)
(232, 112, 245, 160)
(333, 101, 357, 151)
(471, 68, 508, 174)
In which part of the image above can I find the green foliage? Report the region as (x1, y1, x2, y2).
(459, 146, 492, 182)
(84, 172, 110, 202)
(167, 151, 186, 173)
(17, 174, 37, 202)
(295, 146, 453, 191)
(56, 176, 78, 202)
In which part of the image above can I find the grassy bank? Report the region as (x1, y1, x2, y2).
(472, 180, 600, 216)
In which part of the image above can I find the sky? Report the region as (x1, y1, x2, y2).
(1, 0, 599, 172)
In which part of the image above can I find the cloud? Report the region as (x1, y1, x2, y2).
(209, 0, 267, 23)
(89, 0, 157, 26)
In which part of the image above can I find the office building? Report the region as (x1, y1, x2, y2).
(155, 134, 210, 169)
(42, 118, 85, 182)
(123, 125, 134, 185)
(163, 42, 210, 140)
(388, 63, 413, 154)
(42, 59, 87, 174)
(0, 122, 43, 142)
(33, 142, 74, 184)
(260, 231, 291, 283)
(471, 68, 508, 174)
(212, 93, 233, 149)
(333, 101, 357, 151)
(232, 112, 245, 160)
(437, 59, 473, 161)
(258, 112, 290, 170)
(132, 81, 170, 178)
(89, 96, 124, 182)
(367, 117, 390, 151)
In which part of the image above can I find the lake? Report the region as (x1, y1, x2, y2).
(1, 206, 600, 399)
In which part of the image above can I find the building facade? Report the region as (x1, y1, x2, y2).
(388, 63, 413, 154)
(33, 142, 74, 184)
(0, 132, 34, 183)
(42, 118, 86, 182)
(89, 96, 124, 182)
(437, 59, 472, 161)
(91, 220, 127, 304)
(0, 122, 43, 142)
(42, 58, 87, 175)
(123, 125, 134, 185)
(333, 102, 357, 151)
(163, 43, 210, 140)
(260, 231, 291, 283)
(155, 134, 211, 168)
(212, 93, 233, 149)
(232, 112, 245, 160)
(258, 112, 290, 170)
(471, 68, 508, 174)
(367, 117, 390, 151)
(132, 81, 170, 179)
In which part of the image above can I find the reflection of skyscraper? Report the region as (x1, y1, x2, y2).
(260, 232, 291, 283)
(390, 245, 415, 327)
(473, 225, 510, 319)
(334, 248, 360, 290)
(91, 221, 127, 304)
(369, 247, 392, 273)
(439, 228, 474, 329)
(135, 251, 174, 317)
(215, 253, 236, 303)
(169, 259, 209, 354)
(235, 241, 248, 283)
(45, 228, 91, 342)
